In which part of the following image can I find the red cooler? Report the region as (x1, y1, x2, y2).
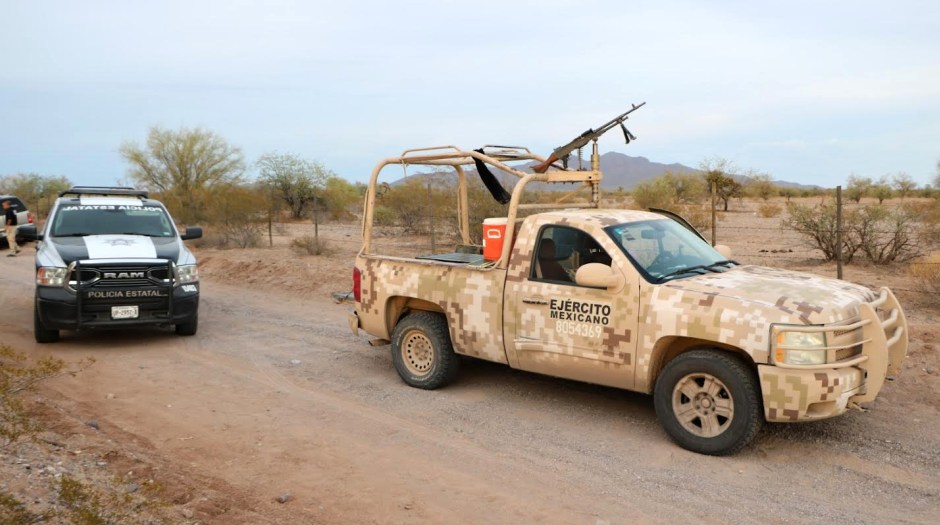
(482, 218, 507, 261)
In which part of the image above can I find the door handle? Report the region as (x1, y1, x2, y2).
(522, 297, 549, 305)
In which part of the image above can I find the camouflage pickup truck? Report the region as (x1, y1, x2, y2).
(349, 143, 908, 455)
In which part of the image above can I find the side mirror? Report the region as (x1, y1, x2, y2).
(575, 263, 624, 291)
(181, 226, 203, 240)
(17, 224, 40, 241)
(714, 244, 733, 259)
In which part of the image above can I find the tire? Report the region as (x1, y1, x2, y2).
(175, 313, 198, 336)
(654, 350, 763, 455)
(34, 300, 60, 343)
(390, 311, 459, 390)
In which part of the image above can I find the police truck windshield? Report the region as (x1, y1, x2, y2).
(51, 205, 175, 238)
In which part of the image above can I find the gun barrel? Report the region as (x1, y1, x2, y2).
(534, 102, 645, 173)
(553, 102, 645, 159)
(596, 101, 646, 135)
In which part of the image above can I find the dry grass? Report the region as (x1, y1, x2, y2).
(908, 251, 940, 294)
(757, 202, 782, 218)
(290, 234, 332, 256)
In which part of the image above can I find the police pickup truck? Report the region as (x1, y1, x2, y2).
(19, 186, 202, 342)
(349, 144, 908, 455)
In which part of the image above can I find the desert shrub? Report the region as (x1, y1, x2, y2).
(915, 199, 940, 243)
(784, 202, 924, 264)
(853, 204, 922, 264)
(745, 173, 777, 201)
(458, 182, 511, 244)
(322, 176, 361, 220)
(631, 171, 707, 211)
(291, 234, 331, 256)
(669, 172, 707, 204)
(871, 180, 894, 204)
(845, 175, 873, 203)
(757, 202, 782, 218)
(372, 206, 396, 226)
(782, 201, 861, 262)
(676, 204, 712, 233)
(908, 252, 940, 294)
(217, 223, 263, 248)
(201, 183, 266, 248)
(631, 177, 677, 210)
(375, 173, 515, 243)
(377, 178, 437, 234)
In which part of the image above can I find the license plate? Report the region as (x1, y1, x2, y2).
(111, 305, 139, 320)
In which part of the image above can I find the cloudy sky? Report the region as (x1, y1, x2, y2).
(2, 0, 938, 187)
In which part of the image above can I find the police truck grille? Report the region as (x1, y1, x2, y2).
(73, 264, 173, 288)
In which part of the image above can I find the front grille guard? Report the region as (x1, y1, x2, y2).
(67, 259, 178, 330)
(770, 287, 908, 404)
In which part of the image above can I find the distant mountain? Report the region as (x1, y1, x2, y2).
(590, 152, 698, 190)
(394, 151, 818, 191)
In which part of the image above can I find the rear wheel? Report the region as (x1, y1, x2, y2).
(391, 311, 458, 390)
(34, 300, 60, 343)
(654, 350, 762, 455)
(175, 313, 198, 336)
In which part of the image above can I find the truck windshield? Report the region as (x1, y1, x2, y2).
(605, 219, 735, 282)
(51, 206, 175, 238)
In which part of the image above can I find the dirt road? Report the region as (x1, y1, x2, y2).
(1, 250, 938, 524)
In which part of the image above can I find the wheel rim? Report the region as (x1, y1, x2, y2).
(401, 329, 434, 376)
(671, 372, 734, 438)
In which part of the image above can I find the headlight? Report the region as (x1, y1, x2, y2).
(773, 328, 827, 365)
(37, 266, 68, 287)
(176, 264, 199, 284)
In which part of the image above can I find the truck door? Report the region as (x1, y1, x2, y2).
(504, 225, 639, 390)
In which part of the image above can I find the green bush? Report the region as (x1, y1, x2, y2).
(631, 171, 706, 211)
(372, 206, 397, 226)
(201, 183, 266, 249)
(631, 177, 677, 210)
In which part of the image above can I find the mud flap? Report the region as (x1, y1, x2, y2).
(348, 311, 360, 336)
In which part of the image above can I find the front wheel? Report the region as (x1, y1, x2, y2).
(34, 300, 60, 343)
(175, 313, 198, 336)
(654, 350, 763, 455)
(390, 311, 459, 390)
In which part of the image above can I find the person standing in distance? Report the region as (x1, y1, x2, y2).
(3, 200, 20, 256)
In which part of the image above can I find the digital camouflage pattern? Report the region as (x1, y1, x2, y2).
(356, 256, 510, 365)
(353, 208, 908, 423)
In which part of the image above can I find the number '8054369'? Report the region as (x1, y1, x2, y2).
(555, 320, 603, 338)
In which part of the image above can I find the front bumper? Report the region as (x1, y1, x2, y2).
(760, 287, 907, 422)
(759, 365, 864, 421)
(36, 284, 199, 330)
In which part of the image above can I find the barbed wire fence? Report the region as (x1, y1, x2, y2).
(303, 182, 940, 295)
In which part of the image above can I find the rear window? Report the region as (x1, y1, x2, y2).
(51, 205, 175, 238)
